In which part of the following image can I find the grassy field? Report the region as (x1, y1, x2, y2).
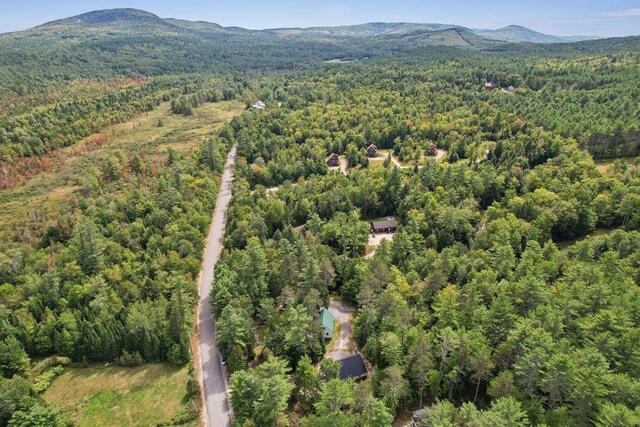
(323, 59, 355, 64)
(44, 364, 196, 427)
(595, 156, 638, 174)
(0, 100, 244, 239)
(324, 319, 342, 354)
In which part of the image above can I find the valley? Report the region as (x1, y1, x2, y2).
(0, 6, 639, 427)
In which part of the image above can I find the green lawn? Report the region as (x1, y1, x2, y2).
(362, 215, 395, 222)
(324, 320, 342, 354)
(323, 59, 355, 64)
(43, 364, 196, 427)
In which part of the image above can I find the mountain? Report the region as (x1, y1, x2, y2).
(271, 22, 599, 44)
(1, 9, 600, 44)
(474, 25, 600, 43)
(28, 9, 184, 37)
(0, 8, 637, 94)
(268, 22, 458, 37)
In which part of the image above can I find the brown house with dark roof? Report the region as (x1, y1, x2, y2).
(426, 143, 437, 156)
(371, 219, 397, 233)
(366, 144, 378, 158)
(326, 153, 340, 167)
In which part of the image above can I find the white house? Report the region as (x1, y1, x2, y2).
(252, 100, 266, 109)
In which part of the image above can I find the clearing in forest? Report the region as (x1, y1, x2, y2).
(371, 148, 448, 169)
(43, 364, 195, 427)
(0, 100, 244, 239)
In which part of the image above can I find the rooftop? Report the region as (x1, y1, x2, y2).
(371, 219, 397, 229)
(413, 408, 429, 420)
(339, 354, 368, 380)
(319, 307, 334, 333)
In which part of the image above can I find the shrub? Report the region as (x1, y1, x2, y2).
(32, 366, 64, 394)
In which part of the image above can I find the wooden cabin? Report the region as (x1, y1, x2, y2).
(371, 219, 397, 233)
(326, 153, 340, 167)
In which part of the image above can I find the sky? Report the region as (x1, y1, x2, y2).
(0, 0, 639, 37)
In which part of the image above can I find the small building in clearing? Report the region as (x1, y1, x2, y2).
(411, 408, 430, 426)
(371, 218, 397, 234)
(252, 100, 266, 109)
(366, 144, 378, 158)
(319, 307, 335, 339)
(484, 82, 494, 91)
(426, 143, 437, 156)
(326, 153, 340, 167)
(339, 354, 368, 381)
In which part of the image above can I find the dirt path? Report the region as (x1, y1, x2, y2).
(383, 155, 400, 168)
(329, 156, 349, 175)
(374, 149, 448, 169)
(338, 157, 349, 175)
(433, 149, 448, 162)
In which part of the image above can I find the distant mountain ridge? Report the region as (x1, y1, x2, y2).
(0, 8, 637, 91)
(474, 25, 599, 43)
(270, 22, 600, 43)
(4, 9, 601, 44)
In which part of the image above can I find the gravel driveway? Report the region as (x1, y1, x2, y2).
(327, 300, 356, 361)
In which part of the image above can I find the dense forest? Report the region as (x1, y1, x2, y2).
(0, 100, 232, 424)
(211, 58, 640, 426)
(1, 9, 640, 427)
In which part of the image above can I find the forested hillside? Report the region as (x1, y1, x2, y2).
(1, 8, 639, 97)
(0, 8, 639, 427)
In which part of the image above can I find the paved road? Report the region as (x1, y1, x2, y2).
(327, 300, 356, 361)
(197, 145, 237, 427)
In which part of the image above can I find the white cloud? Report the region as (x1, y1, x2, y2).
(603, 8, 640, 17)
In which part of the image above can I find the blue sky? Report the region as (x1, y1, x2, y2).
(0, 0, 639, 37)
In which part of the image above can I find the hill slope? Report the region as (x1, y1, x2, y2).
(0, 9, 602, 44)
(0, 8, 637, 94)
(474, 25, 600, 43)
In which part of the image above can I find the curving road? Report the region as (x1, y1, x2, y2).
(197, 145, 236, 427)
